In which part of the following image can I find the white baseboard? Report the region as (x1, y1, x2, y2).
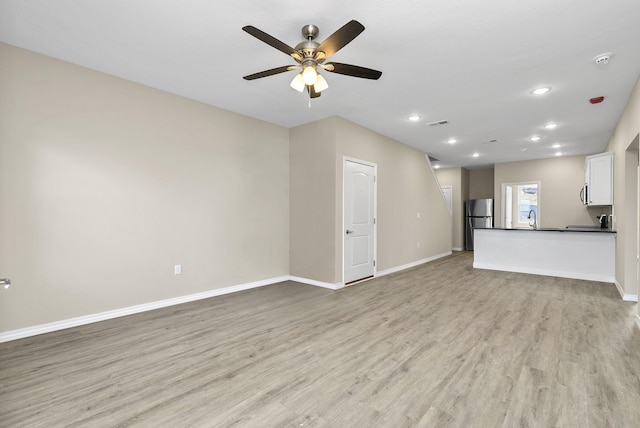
(614, 280, 639, 302)
(452, 247, 464, 252)
(376, 251, 452, 277)
(473, 262, 615, 284)
(292, 251, 454, 289)
(289, 276, 343, 290)
(0, 276, 289, 343)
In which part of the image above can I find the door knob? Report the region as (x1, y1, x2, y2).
(0, 278, 11, 289)
(345, 229, 354, 234)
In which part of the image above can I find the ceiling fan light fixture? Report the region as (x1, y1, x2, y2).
(302, 66, 318, 85)
(290, 73, 305, 92)
(314, 73, 329, 92)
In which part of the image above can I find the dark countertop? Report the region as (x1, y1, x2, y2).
(483, 227, 616, 233)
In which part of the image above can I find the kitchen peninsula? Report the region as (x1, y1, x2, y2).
(473, 227, 616, 282)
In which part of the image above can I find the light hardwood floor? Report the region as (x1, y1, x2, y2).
(1, 252, 639, 427)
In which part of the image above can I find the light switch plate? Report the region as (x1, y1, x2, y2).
(174, 264, 182, 275)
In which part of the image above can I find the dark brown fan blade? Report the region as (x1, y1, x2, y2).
(316, 20, 365, 59)
(243, 66, 294, 80)
(307, 85, 321, 98)
(242, 25, 299, 58)
(325, 62, 382, 80)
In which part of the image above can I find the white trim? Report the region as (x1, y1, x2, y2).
(452, 247, 464, 252)
(0, 276, 288, 343)
(376, 251, 452, 277)
(289, 276, 343, 290)
(473, 262, 615, 283)
(614, 279, 639, 302)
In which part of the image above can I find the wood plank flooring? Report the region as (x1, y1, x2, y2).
(1, 252, 639, 427)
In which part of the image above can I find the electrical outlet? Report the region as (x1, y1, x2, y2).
(417, 242, 420, 248)
(417, 212, 421, 219)
(174, 264, 182, 275)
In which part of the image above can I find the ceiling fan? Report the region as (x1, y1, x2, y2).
(242, 20, 382, 98)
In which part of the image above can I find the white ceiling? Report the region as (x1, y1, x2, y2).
(2, 0, 640, 169)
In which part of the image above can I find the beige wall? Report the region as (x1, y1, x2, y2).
(436, 167, 468, 250)
(0, 43, 291, 332)
(494, 155, 605, 229)
(335, 117, 451, 275)
(469, 168, 494, 199)
(289, 120, 337, 283)
(290, 117, 452, 284)
(605, 74, 640, 300)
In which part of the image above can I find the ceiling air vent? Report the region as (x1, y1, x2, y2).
(427, 120, 449, 126)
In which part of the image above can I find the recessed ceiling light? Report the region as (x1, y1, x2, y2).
(434, 164, 441, 169)
(545, 122, 558, 129)
(472, 153, 480, 158)
(447, 138, 457, 144)
(552, 143, 562, 149)
(555, 152, 562, 157)
(530, 136, 541, 142)
(408, 115, 421, 122)
(531, 87, 551, 95)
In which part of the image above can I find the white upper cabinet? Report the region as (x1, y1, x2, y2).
(585, 152, 613, 206)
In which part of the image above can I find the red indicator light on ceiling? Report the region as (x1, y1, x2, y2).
(590, 96, 605, 104)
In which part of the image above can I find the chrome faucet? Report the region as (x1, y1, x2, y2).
(527, 209, 537, 229)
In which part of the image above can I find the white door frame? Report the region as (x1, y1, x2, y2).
(342, 156, 377, 285)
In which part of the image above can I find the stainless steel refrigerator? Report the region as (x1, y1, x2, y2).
(465, 199, 494, 250)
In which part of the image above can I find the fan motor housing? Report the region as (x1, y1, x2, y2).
(302, 24, 319, 40)
(294, 40, 321, 62)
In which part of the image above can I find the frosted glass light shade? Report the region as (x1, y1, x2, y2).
(314, 74, 329, 92)
(290, 73, 305, 92)
(302, 66, 318, 85)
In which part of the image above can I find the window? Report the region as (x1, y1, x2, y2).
(517, 184, 538, 224)
(502, 182, 540, 228)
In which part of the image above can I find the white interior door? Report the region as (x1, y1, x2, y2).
(344, 159, 376, 284)
(441, 186, 453, 215)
